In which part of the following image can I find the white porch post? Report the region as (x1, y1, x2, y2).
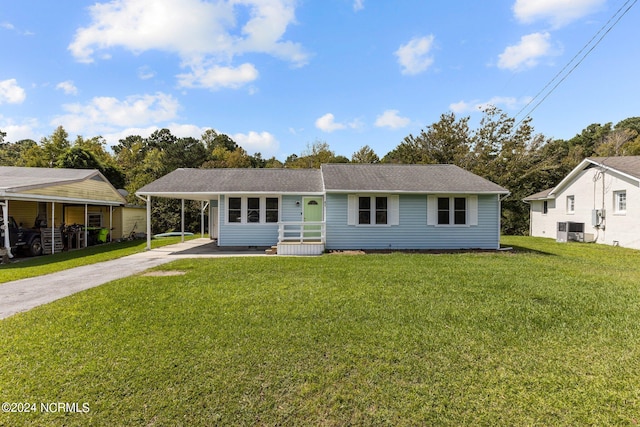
(51, 202, 55, 255)
(209, 201, 213, 240)
(181, 199, 185, 243)
(2, 200, 13, 258)
(109, 206, 113, 242)
(146, 196, 151, 251)
(200, 200, 209, 238)
(84, 204, 88, 248)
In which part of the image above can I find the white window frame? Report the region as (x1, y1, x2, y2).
(225, 195, 280, 225)
(566, 195, 575, 214)
(87, 212, 103, 228)
(427, 195, 478, 227)
(357, 196, 389, 226)
(542, 200, 548, 215)
(348, 194, 399, 226)
(614, 190, 627, 215)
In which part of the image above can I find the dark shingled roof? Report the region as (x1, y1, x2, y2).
(137, 168, 324, 194)
(588, 156, 640, 180)
(321, 164, 509, 193)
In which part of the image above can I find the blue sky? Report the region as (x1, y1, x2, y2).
(1, 0, 638, 160)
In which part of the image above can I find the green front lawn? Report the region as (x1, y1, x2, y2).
(1, 236, 640, 425)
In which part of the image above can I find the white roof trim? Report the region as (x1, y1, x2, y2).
(550, 158, 640, 197)
(0, 192, 125, 206)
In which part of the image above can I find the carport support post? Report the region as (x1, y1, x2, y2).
(181, 199, 185, 243)
(201, 201, 205, 238)
(2, 200, 13, 258)
(51, 202, 55, 255)
(84, 204, 88, 248)
(109, 206, 113, 242)
(145, 196, 151, 251)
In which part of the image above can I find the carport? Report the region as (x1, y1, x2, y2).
(0, 167, 127, 258)
(136, 189, 218, 251)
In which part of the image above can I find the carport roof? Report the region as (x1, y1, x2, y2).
(0, 167, 100, 191)
(137, 168, 324, 199)
(0, 166, 126, 205)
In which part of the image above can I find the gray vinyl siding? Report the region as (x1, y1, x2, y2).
(325, 193, 500, 250)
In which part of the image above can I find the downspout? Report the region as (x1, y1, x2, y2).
(1, 200, 13, 258)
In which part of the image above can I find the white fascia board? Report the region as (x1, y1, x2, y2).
(325, 190, 509, 195)
(549, 159, 592, 197)
(135, 191, 325, 200)
(0, 192, 124, 206)
(550, 158, 640, 197)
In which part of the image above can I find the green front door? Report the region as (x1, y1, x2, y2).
(303, 197, 323, 240)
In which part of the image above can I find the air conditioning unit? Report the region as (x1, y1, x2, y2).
(557, 222, 585, 243)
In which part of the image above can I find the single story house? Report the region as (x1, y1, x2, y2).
(137, 164, 509, 254)
(524, 156, 640, 250)
(0, 166, 137, 256)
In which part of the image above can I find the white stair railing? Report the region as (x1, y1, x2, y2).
(278, 221, 325, 243)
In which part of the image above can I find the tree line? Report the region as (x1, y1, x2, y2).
(1, 109, 639, 235)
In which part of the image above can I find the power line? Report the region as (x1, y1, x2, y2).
(513, 0, 638, 129)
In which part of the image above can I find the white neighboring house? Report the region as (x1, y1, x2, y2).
(524, 156, 640, 250)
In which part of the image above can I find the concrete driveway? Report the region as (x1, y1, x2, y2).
(0, 239, 266, 320)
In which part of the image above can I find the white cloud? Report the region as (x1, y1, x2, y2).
(232, 131, 279, 156)
(375, 110, 410, 129)
(353, 0, 364, 12)
(1, 22, 15, 30)
(52, 92, 180, 134)
(69, 0, 307, 89)
(56, 80, 78, 95)
(514, 0, 605, 28)
(316, 113, 356, 133)
(449, 96, 533, 113)
(177, 63, 259, 90)
(497, 32, 555, 71)
(138, 66, 155, 80)
(0, 116, 40, 142)
(0, 79, 26, 104)
(315, 113, 346, 132)
(395, 35, 435, 75)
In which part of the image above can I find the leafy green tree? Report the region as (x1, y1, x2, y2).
(201, 129, 238, 152)
(56, 146, 126, 188)
(57, 146, 103, 170)
(264, 157, 284, 168)
(41, 126, 71, 167)
(383, 113, 471, 165)
(285, 141, 342, 168)
(615, 117, 640, 134)
(351, 145, 380, 163)
(201, 146, 253, 168)
(0, 139, 38, 166)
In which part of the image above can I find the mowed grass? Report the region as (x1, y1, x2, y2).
(2, 236, 640, 426)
